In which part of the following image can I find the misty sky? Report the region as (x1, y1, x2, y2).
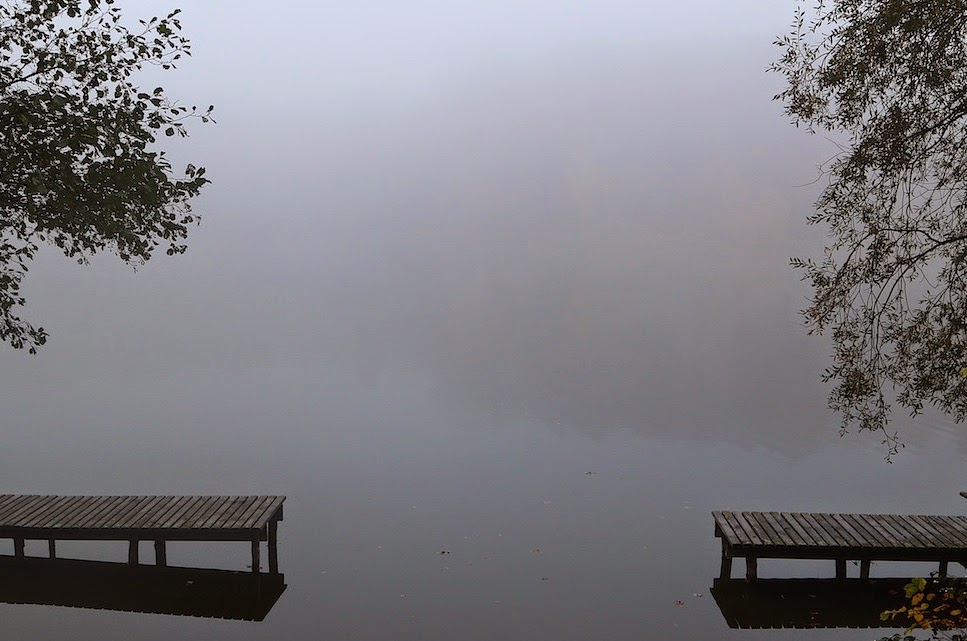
(7, 0, 956, 462)
(4, 0, 859, 451)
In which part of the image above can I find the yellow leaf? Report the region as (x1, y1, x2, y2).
(952, 609, 961, 616)
(927, 593, 936, 601)
(912, 593, 923, 605)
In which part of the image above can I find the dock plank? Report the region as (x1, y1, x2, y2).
(19, 497, 73, 528)
(855, 514, 899, 548)
(141, 496, 193, 530)
(7, 496, 56, 527)
(883, 515, 927, 548)
(829, 513, 870, 548)
(231, 497, 273, 531)
(738, 512, 771, 546)
(252, 497, 286, 530)
(169, 497, 219, 529)
(909, 515, 958, 548)
(795, 513, 837, 547)
(839, 514, 883, 547)
(4, 496, 46, 525)
(251, 497, 284, 530)
(185, 497, 229, 529)
(59, 496, 113, 529)
(83, 497, 141, 529)
(935, 516, 967, 547)
(220, 497, 256, 529)
(760, 513, 797, 546)
(722, 512, 754, 545)
(749, 513, 780, 545)
(118, 497, 168, 529)
(0, 495, 26, 520)
(869, 514, 912, 548)
(814, 514, 851, 547)
(774, 513, 810, 547)
(54, 498, 98, 527)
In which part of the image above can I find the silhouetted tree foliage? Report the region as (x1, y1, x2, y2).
(773, 0, 967, 452)
(0, 0, 211, 352)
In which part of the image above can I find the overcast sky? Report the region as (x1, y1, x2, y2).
(3, 0, 888, 458)
(127, 1, 800, 108)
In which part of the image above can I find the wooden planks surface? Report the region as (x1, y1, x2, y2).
(0, 496, 284, 533)
(714, 511, 967, 552)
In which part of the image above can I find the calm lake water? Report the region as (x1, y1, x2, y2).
(2, 24, 965, 641)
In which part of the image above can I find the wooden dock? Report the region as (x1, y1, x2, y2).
(0, 495, 285, 573)
(713, 511, 967, 581)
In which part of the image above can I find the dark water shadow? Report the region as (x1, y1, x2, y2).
(711, 577, 909, 629)
(0, 556, 285, 621)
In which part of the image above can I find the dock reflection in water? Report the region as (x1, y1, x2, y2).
(0, 556, 285, 621)
(711, 578, 909, 629)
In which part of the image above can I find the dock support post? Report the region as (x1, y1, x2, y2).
(14, 538, 24, 560)
(154, 540, 166, 567)
(835, 558, 847, 580)
(940, 560, 949, 578)
(860, 559, 870, 580)
(745, 556, 757, 581)
(268, 520, 279, 574)
(720, 554, 733, 579)
(48, 539, 56, 559)
(128, 540, 139, 565)
(251, 538, 260, 573)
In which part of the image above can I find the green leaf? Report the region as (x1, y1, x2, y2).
(904, 578, 927, 598)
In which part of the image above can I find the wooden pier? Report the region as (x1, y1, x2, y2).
(0, 495, 284, 573)
(713, 511, 967, 581)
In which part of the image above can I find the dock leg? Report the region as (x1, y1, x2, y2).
(128, 540, 139, 566)
(14, 538, 24, 560)
(48, 539, 56, 559)
(268, 520, 279, 574)
(720, 554, 733, 579)
(835, 559, 847, 580)
(860, 559, 870, 580)
(745, 556, 757, 582)
(940, 560, 949, 578)
(155, 540, 166, 567)
(251, 538, 260, 573)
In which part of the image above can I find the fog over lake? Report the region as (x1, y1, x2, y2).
(2, 2, 966, 639)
